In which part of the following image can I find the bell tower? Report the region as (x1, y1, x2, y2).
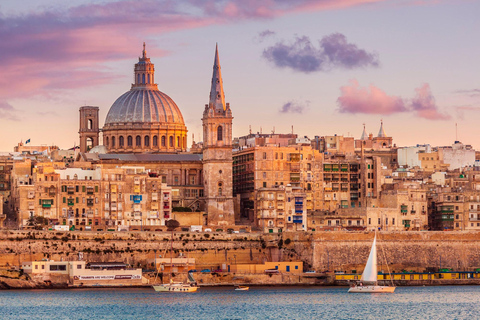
(79, 106, 99, 153)
(202, 44, 234, 226)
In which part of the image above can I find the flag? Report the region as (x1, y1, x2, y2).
(25, 139, 31, 144)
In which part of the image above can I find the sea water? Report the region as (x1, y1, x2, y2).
(1, 286, 479, 319)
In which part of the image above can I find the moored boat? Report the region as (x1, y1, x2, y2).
(234, 286, 249, 291)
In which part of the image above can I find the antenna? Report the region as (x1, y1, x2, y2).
(291, 125, 294, 134)
(249, 125, 252, 135)
(456, 123, 458, 141)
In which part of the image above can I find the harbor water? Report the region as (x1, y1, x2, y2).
(1, 285, 479, 319)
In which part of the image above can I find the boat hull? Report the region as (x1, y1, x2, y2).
(235, 286, 249, 291)
(152, 285, 198, 292)
(348, 285, 395, 293)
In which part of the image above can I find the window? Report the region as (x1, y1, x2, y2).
(144, 136, 150, 147)
(119, 136, 124, 147)
(169, 136, 173, 147)
(153, 136, 158, 147)
(127, 136, 133, 147)
(111, 136, 116, 147)
(217, 126, 223, 141)
(135, 135, 141, 147)
(177, 136, 180, 147)
(263, 152, 267, 160)
(218, 182, 223, 196)
(105, 137, 109, 147)
(161, 136, 166, 147)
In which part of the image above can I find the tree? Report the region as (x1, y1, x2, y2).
(27, 216, 49, 230)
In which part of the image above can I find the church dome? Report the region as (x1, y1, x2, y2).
(104, 89, 184, 125)
(102, 43, 188, 154)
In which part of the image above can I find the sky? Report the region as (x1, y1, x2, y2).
(0, 0, 479, 152)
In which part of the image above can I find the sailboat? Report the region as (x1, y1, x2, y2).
(348, 233, 395, 293)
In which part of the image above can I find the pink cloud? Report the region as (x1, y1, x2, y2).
(0, 0, 439, 102)
(337, 80, 450, 120)
(0, 101, 19, 121)
(411, 83, 451, 120)
(337, 79, 406, 114)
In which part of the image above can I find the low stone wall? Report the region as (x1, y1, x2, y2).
(1, 230, 480, 274)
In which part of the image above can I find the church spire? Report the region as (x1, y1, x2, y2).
(378, 119, 387, 137)
(209, 43, 226, 111)
(360, 123, 368, 140)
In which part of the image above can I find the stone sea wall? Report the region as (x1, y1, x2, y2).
(0, 231, 480, 273)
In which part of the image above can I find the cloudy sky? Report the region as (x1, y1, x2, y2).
(0, 0, 479, 151)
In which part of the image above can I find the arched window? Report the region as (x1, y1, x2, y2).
(127, 136, 133, 147)
(137, 74, 140, 84)
(177, 136, 180, 147)
(217, 126, 223, 141)
(119, 136, 124, 147)
(105, 137, 109, 147)
(153, 136, 158, 147)
(142, 74, 145, 84)
(161, 136, 166, 147)
(144, 136, 150, 147)
(136, 135, 141, 147)
(169, 136, 173, 147)
(111, 136, 116, 147)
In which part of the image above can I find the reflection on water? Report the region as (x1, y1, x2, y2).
(2, 286, 480, 319)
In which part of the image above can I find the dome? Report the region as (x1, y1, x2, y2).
(101, 43, 188, 154)
(104, 88, 184, 125)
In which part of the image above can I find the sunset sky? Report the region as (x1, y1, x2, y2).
(0, 0, 478, 152)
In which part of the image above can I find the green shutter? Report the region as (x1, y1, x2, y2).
(95, 186, 98, 192)
(82, 186, 86, 192)
(63, 197, 66, 203)
(39, 199, 42, 205)
(76, 197, 79, 203)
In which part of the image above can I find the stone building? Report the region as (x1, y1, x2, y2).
(255, 184, 307, 233)
(233, 144, 323, 222)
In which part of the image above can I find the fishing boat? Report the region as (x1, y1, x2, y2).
(234, 286, 249, 291)
(348, 233, 395, 293)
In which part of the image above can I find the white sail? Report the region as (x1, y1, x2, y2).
(360, 234, 377, 283)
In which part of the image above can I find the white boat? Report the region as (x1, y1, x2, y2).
(234, 286, 249, 291)
(152, 221, 198, 293)
(348, 233, 395, 293)
(153, 281, 198, 293)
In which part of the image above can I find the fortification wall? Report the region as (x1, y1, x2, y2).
(0, 231, 480, 273)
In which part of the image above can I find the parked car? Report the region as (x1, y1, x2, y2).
(201, 269, 211, 273)
(204, 228, 212, 232)
(189, 269, 197, 273)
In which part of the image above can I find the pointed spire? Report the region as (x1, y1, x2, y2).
(209, 43, 226, 111)
(360, 123, 368, 140)
(378, 119, 387, 137)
